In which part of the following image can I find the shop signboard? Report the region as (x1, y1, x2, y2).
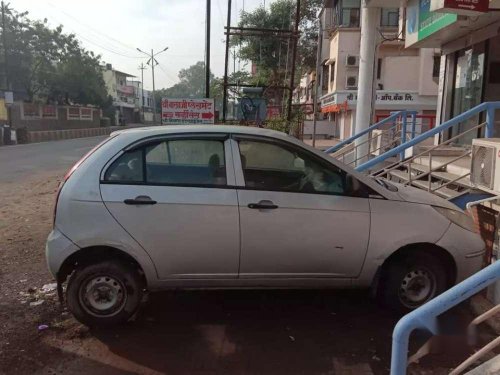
(320, 91, 437, 110)
(431, 0, 489, 15)
(161, 98, 215, 125)
(406, 0, 457, 47)
(418, 0, 457, 40)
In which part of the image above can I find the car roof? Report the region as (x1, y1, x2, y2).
(111, 125, 295, 142)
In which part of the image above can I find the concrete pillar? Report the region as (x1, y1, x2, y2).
(354, 3, 380, 165)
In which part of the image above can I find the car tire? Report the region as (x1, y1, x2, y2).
(66, 261, 144, 327)
(380, 252, 448, 313)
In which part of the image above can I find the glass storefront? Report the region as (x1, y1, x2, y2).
(449, 42, 486, 145)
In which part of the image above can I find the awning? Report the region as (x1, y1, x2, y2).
(321, 101, 348, 113)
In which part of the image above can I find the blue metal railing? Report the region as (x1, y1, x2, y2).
(391, 261, 500, 374)
(325, 110, 417, 155)
(356, 102, 500, 172)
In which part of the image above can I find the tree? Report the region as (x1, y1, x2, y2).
(233, 0, 322, 84)
(1, 5, 108, 106)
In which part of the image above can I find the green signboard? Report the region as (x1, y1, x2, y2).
(418, 0, 457, 40)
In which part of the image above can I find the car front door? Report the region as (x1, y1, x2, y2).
(233, 136, 371, 278)
(100, 135, 240, 280)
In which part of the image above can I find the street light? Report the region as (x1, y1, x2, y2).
(136, 47, 169, 124)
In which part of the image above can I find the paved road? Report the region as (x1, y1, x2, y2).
(0, 136, 105, 183)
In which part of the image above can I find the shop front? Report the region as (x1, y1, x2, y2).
(320, 90, 437, 140)
(405, 0, 500, 145)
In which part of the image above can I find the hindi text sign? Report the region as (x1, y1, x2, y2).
(161, 98, 215, 125)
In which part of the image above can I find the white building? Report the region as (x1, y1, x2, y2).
(317, 0, 439, 140)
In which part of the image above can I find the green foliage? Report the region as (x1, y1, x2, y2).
(155, 62, 252, 114)
(233, 0, 322, 85)
(1, 5, 108, 106)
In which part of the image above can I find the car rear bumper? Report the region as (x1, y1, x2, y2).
(46, 228, 80, 278)
(436, 223, 485, 282)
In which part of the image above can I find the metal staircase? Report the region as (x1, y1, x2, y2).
(327, 102, 500, 208)
(325, 110, 418, 168)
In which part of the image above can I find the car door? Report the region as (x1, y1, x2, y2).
(100, 134, 240, 280)
(232, 136, 371, 278)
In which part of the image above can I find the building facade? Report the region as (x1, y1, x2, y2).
(404, 0, 500, 146)
(317, 0, 439, 140)
(102, 64, 137, 125)
(293, 71, 315, 120)
(129, 80, 155, 123)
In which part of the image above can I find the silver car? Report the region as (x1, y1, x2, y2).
(46, 125, 484, 326)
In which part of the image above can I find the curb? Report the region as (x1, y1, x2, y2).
(24, 123, 153, 144)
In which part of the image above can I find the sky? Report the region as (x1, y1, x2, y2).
(13, 0, 274, 91)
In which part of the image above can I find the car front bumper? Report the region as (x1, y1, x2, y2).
(436, 223, 486, 282)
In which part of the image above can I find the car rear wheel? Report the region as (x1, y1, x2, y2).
(67, 261, 143, 326)
(380, 252, 448, 312)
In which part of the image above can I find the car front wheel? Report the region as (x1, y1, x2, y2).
(66, 261, 144, 326)
(380, 252, 448, 312)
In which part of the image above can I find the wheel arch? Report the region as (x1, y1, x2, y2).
(373, 242, 457, 293)
(57, 246, 148, 288)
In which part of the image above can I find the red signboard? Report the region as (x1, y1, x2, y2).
(432, 0, 489, 14)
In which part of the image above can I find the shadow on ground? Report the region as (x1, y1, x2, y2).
(87, 289, 468, 374)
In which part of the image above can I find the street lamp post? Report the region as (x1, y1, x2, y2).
(136, 46, 169, 124)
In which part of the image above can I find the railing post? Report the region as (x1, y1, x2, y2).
(486, 104, 496, 138)
(400, 112, 408, 161)
(411, 112, 416, 139)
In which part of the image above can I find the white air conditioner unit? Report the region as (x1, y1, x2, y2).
(345, 75, 358, 89)
(345, 55, 359, 67)
(470, 138, 500, 193)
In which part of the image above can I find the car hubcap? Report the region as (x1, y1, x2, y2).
(398, 268, 436, 308)
(80, 276, 127, 317)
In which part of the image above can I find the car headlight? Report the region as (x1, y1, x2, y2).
(433, 206, 477, 233)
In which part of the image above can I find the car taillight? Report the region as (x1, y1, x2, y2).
(53, 136, 116, 227)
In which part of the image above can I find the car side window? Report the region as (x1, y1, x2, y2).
(145, 139, 226, 186)
(104, 149, 144, 183)
(104, 139, 227, 187)
(238, 140, 347, 195)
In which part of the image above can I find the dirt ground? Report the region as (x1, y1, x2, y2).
(0, 170, 495, 375)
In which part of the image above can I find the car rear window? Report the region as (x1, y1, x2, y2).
(103, 139, 227, 187)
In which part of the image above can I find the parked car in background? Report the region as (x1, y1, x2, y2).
(46, 126, 485, 326)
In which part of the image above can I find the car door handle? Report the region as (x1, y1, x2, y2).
(124, 196, 157, 205)
(248, 200, 278, 210)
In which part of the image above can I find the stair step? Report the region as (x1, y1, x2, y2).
(388, 170, 465, 199)
(411, 180, 463, 199)
(417, 145, 469, 156)
(431, 171, 473, 188)
(388, 169, 409, 181)
(403, 165, 473, 188)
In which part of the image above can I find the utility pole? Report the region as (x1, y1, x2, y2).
(286, 0, 300, 124)
(205, 0, 211, 98)
(354, 3, 380, 165)
(138, 63, 146, 123)
(137, 46, 168, 125)
(312, 16, 323, 148)
(222, 0, 232, 122)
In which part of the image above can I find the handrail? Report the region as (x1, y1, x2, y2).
(325, 110, 417, 154)
(391, 261, 500, 375)
(356, 102, 500, 172)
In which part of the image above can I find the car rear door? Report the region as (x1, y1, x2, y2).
(100, 134, 240, 280)
(232, 136, 371, 278)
